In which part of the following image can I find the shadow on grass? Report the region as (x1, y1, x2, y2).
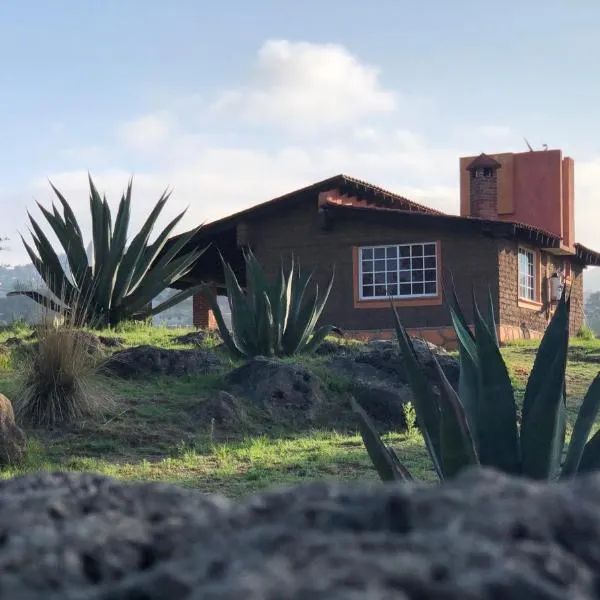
(4, 431, 436, 498)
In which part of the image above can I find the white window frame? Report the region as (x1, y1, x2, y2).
(518, 247, 536, 301)
(358, 242, 438, 301)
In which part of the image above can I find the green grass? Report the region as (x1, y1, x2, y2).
(0, 321, 598, 498)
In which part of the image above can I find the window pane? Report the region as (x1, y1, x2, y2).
(424, 269, 436, 282)
(399, 258, 411, 270)
(362, 248, 373, 260)
(411, 257, 423, 269)
(388, 271, 398, 283)
(399, 246, 410, 257)
(362, 273, 373, 285)
(399, 270, 411, 283)
(412, 282, 424, 295)
(400, 283, 411, 296)
(374, 284, 387, 297)
(411, 245, 424, 257)
(374, 259, 386, 271)
(386, 246, 397, 258)
(362, 261, 373, 273)
(387, 284, 398, 296)
(424, 256, 436, 269)
(412, 270, 424, 282)
(386, 258, 397, 271)
(362, 286, 374, 297)
(374, 247, 386, 259)
(424, 282, 437, 295)
(424, 243, 436, 256)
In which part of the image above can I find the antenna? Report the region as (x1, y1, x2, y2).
(542, 144, 548, 151)
(523, 137, 534, 152)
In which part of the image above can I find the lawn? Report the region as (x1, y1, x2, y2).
(0, 322, 598, 499)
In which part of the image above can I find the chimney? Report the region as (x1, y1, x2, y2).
(465, 153, 502, 219)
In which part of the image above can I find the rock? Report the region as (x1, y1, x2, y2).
(172, 330, 221, 346)
(3, 337, 23, 348)
(97, 335, 126, 348)
(331, 338, 459, 391)
(226, 357, 324, 423)
(0, 468, 600, 597)
(192, 391, 246, 429)
(352, 380, 414, 430)
(0, 393, 26, 465)
(101, 345, 226, 378)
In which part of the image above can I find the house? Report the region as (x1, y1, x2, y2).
(169, 148, 600, 348)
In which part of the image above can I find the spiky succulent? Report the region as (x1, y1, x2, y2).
(204, 250, 335, 358)
(9, 175, 207, 327)
(353, 284, 600, 481)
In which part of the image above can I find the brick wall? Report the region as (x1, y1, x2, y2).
(470, 172, 498, 219)
(192, 288, 217, 329)
(244, 200, 500, 334)
(497, 240, 584, 338)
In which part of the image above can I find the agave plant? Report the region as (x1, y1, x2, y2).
(8, 175, 207, 328)
(203, 250, 335, 358)
(353, 283, 600, 482)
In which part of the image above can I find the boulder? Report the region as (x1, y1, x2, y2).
(172, 330, 221, 346)
(352, 380, 414, 431)
(101, 345, 226, 378)
(330, 338, 459, 391)
(192, 391, 246, 429)
(0, 393, 26, 465)
(0, 469, 600, 597)
(226, 357, 324, 423)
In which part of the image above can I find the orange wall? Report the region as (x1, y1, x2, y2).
(459, 149, 575, 248)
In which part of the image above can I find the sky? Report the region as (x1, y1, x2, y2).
(1, 0, 600, 284)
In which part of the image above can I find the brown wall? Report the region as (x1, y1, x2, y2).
(497, 239, 584, 338)
(244, 200, 500, 335)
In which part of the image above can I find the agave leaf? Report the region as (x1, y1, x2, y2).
(522, 290, 569, 420)
(26, 218, 77, 302)
(150, 284, 205, 316)
(35, 201, 89, 290)
(449, 304, 478, 367)
(431, 355, 479, 477)
(520, 327, 569, 479)
(473, 296, 520, 474)
(392, 305, 443, 479)
(112, 190, 171, 305)
(561, 373, 600, 477)
(49, 180, 84, 239)
(201, 282, 244, 359)
(7, 290, 68, 314)
(302, 324, 336, 354)
(446, 273, 474, 341)
(387, 447, 415, 481)
(576, 428, 600, 474)
(351, 397, 412, 482)
(485, 286, 499, 345)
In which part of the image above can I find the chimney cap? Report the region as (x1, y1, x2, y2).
(466, 153, 502, 171)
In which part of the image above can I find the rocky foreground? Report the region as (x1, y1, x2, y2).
(0, 468, 598, 598)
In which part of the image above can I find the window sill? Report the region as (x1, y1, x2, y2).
(518, 298, 543, 311)
(354, 296, 443, 309)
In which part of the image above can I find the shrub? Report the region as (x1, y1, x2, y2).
(353, 284, 600, 482)
(204, 250, 336, 358)
(8, 175, 207, 328)
(13, 298, 111, 427)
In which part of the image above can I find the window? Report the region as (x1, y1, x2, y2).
(518, 248, 536, 301)
(359, 242, 438, 300)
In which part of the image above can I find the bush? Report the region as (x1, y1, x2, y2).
(13, 315, 111, 427)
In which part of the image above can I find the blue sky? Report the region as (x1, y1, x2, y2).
(1, 0, 600, 279)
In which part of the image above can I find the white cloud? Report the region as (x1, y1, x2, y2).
(476, 125, 512, 139)
(117, 111, 173, 151)
(212, 40, 396, 131)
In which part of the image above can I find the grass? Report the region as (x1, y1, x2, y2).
(0, 321, 598, 498)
